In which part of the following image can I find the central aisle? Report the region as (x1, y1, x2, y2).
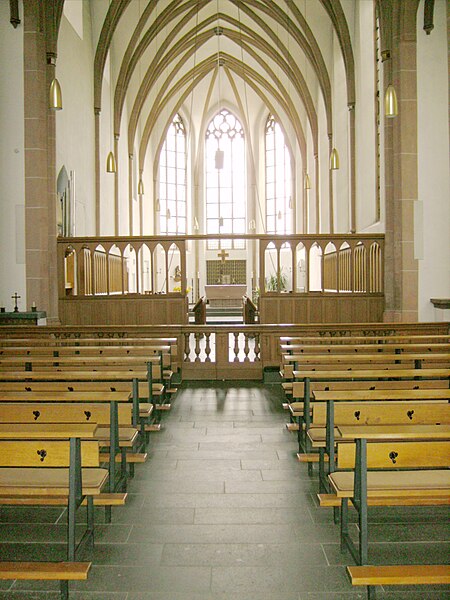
(84, 382, 360, 599)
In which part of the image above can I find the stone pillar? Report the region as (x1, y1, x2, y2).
(23, 1, 51, 319)
(383, 0, 419, 322)
(23, 0, 62, 323)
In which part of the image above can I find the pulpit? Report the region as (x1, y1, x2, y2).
(204, 284, 247, 307)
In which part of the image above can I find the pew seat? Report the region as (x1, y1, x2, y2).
(0, 561, 91, 600)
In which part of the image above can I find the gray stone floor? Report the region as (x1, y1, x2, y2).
(0, 382, 448, 599)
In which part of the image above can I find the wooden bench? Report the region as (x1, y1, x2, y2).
(0, 398, 143, 472)
(284, 352, 450, 370)
(0, 561, 91, 600)
(0, 390, 139, 511)
(0, 379, 165, 436)
(327, 431, 450, 581)
(288, 371, 450, 457)
(0, 336, 179, 386)
(287, 378, 449, 425)
(0, 423, 109, 561)
(310, 389, 450, 478)
(280, 333, 450, 345)
(307, 399, 450, 492)
(26, 355, 176, 404)
(346, 564, 450, 598)
(281, 342, 450, 355)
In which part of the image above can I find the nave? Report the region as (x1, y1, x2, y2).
(0, 382, 447, 599)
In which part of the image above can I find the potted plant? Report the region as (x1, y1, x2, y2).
(265, 268, 287, 292)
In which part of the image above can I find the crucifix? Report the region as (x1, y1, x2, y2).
(218, 249, 229, 263)
(11, 292, 21, 313)
(217, 249, 229, 284)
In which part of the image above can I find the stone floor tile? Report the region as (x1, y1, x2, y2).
(161, 541, 326, 567)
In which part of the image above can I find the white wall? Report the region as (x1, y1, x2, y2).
(331, 32, 350, 233)
(0, 1, 26, 310)
(354, 0, 378, 230)
(56, 2, 96, 235)
(99, 53, 115, 234)
(417, 0, 450, 321)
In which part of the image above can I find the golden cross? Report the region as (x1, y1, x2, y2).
(218, 249, 229, 263)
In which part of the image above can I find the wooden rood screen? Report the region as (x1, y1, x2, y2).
(57, 234, 384, 326)
(323, 241, 382, 293)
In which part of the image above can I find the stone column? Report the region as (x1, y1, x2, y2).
(383, 0, 419, 322)
(23, 1, 51, 319)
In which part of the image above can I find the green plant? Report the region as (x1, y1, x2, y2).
(265, 269, 287, 292)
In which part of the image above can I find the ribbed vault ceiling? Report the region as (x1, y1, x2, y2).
(93, 0, 354, 168)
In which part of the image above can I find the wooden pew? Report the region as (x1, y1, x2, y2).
(0, 354, 175, 403)
(311, 388, 450, 473)
(0, 379, 165, 427)
(0, 335, 179, 373)
(307, 399, 450, 492)
(288, 370, 450, 455)
(328, 429, 450, 598)
(280, 334, 450, 346)
(0, 423, 108, 561)
(0, 399, 143, 471)
(0, 335, 178, 350)
(0, 390, 139, 501)
(284, 352, 450, 370)
(347, 564, 450, 598)
(0, 561, 91, 600)
(281, 342, 450, 355)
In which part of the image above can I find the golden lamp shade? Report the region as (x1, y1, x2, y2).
(329, 147, 340, 170)
(384, 84, 398, 118)
(49, 78, 62, 110)
(106, 151, 117, 173)
(304, 173, 311, 189)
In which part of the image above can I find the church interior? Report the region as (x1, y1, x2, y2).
(0, 0, 449, 598)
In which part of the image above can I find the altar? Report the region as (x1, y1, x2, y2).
(204, 284, 247, 307)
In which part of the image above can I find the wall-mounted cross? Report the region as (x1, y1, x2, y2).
(11, 292, 21, 313)
(218, 249, 229, 264)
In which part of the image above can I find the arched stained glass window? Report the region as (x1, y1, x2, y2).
(159, 114, 186, 235)
(205, 109, 246, 249)
(265, 115, 292, 235)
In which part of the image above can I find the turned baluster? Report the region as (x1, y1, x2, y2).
(184, 332, 191, 362)
(194, 333, 202, 362)
(243, 334, 250, 362)
(233, 332, 240, 362)
(205, 332, 212, 362)
(254, 333, 260, 361)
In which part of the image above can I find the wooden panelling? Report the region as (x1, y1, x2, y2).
(259, 295, 384, 325)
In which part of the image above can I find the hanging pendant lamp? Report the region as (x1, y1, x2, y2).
(49, 78, 63, 110)
(304, 173, 311, 189)
(138, 178, 144, 195)
(384, 84, 398, 118)
(106, 151, 117, 173)
(329, 148, 340, 170)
